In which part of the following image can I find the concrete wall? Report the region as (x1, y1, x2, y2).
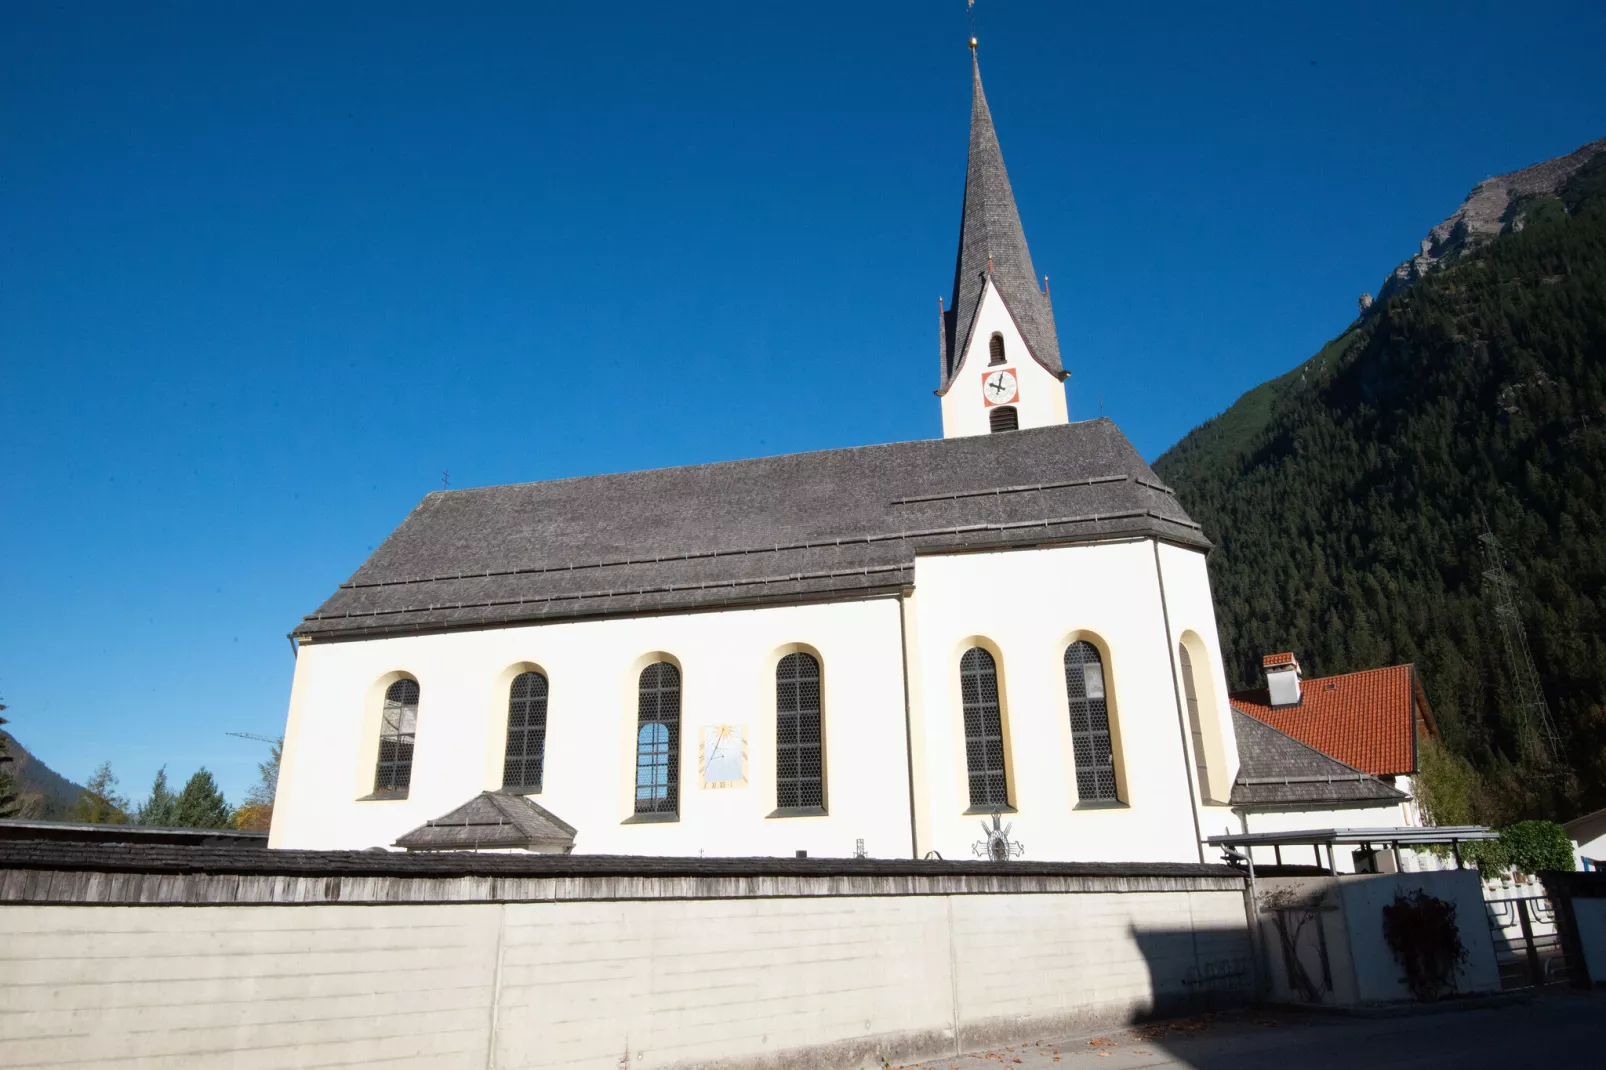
(1338, 870, 1500, 1002)
(0, 867, 1250, 1070)
(940, 280, 1069, 438)
(1255, 869, 1499, 1006)
(1573, 898, 1606, 984)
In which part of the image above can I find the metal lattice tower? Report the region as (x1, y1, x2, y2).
(1478, 528, 1560, 763)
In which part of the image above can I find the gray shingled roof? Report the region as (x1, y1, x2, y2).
(0, 839, 1241, 882)
(393, 792, 576, 852)
(1230, 710, 1409, 811)
(295, 420, 1206, 640)
(939, 52, 1063, 393)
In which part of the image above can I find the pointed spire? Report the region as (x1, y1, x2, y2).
(940, 46, 1063, 392)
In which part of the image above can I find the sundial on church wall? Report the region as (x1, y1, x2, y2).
(698, 725, 747, 789)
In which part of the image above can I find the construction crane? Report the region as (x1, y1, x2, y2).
(1478, 525, 1561, 763)
(226, 732, 281, 745)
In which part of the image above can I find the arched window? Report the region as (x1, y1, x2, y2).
(1065, 642, 1118, 803)
(960, 647, 1009, 809)
(989, 405, 1018, 433)
(1178, 644, 1217, 803)
(634, 662, 680, 816)
(502, 671, 548, 793)
(776, 652, 824, 810)
(988, 332, 1006, 366)
(374, 678, 419, 795)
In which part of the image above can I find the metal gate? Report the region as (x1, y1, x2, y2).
(1486, 895, 1573, 989)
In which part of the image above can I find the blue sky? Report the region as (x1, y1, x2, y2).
(3, 1, 1603, 805)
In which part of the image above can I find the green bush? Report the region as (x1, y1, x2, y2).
(1499, 820, 1575, 875)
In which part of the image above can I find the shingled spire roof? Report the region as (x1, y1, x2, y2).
(939, 48, 1064, 393)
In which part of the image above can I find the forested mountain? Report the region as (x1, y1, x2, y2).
(1155, 147, 1606, 823)
(0, 729, 85, 819)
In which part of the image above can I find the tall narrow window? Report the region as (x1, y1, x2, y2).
(989, 406, 1018, 433)
(988, 333, 1006, 366)
(776, 652, 824, 810)
(502, 671, 549, 793)
(960, 647, 1009, 809)
(374, 678, 419, 795)
(634, 662, 680, 816)
(1178, 645, 1215, 803)
(1065, 642, 1118, 802)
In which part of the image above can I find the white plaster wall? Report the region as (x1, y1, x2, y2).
(1574, 829, 1606, 869)
(0, 888, 1251, 1070)
(941, 281, 1069, 439)
(906, 539, 1229, 864)
(1155, 542, 1241, 800)
(273, 597, 913, 859)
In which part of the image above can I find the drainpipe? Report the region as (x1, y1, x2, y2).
(1151, 540, 1205, 863)
(898, 590, 920, 861)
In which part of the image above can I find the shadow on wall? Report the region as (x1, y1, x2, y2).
(903, 926, 1254, 1070)
(1127, 925, 1253, 1021)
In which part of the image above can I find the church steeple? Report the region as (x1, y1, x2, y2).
(939, 45, 1065, 403)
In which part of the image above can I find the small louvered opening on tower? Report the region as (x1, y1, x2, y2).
(988, 333, 1006, 365)
(989, 405, 1018, 433)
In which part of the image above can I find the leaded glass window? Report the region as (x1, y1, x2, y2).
(634, 662, 680, 815)
(1065, 642, 1118, 802)
(502, 671, 548, 793)
(960, 647, 1009, 808)
(776, 652, 823, 810)
(374, 678, 419, 795)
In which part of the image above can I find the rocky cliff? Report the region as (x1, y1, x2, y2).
(1375, 137, 1605, 304)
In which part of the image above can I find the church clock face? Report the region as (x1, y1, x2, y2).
(982, 368, 1018, 406)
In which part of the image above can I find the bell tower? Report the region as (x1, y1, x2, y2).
(937, 42, 1070, 438)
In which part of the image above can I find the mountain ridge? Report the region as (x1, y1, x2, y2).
(0, 730, 86, 820)
(1375, 137, 1605, 305)
(1155, 140, 1606, 821)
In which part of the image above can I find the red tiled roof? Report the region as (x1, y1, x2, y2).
(1230, 664, 1419, 776)
(1262, 652, 1297, 668)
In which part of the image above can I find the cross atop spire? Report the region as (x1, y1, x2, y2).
(938, 47, 1064, 393)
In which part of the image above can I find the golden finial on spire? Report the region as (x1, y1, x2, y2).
(969, 37, 978, 50)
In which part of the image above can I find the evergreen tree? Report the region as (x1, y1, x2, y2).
(136, 766, 180, 827)
(69, 761, 130, 824)
(0, 706, 19, 820)
(173, 768, 230, 829)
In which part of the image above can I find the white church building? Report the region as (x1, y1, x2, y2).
(270, 49, 1406, 864)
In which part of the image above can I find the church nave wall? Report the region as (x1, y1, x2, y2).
(908, 539, 1227, 865)
(272, 597, 914, 858)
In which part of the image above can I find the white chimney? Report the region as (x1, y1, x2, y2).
(1264, 652, 1302, 708)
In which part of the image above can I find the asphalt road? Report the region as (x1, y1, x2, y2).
(896, 990, 1601, 1070)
